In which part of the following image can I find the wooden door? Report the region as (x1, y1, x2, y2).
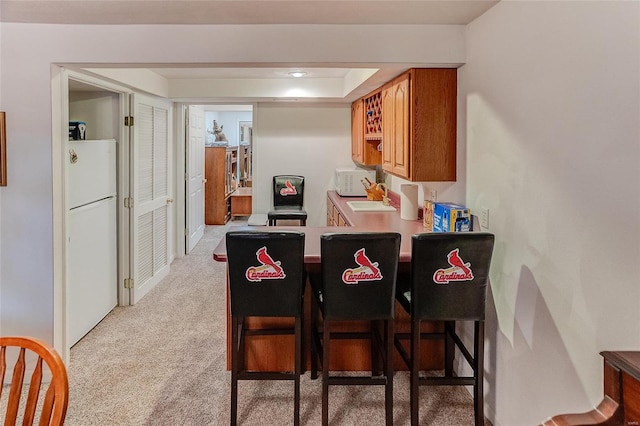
(381, 85, 394, 172)
(391, 74, 410, 178)
(351, 100, 364, 164)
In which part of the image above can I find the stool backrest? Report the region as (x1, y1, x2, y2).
(0, 336, 69, 426)
(410, 233, 495, 321)
(226, 231, 305, 317)
(272, 175, 304, 208)
(320, 232, 401, 320)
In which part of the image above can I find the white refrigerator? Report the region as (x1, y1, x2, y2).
(68, 139, 118, 346)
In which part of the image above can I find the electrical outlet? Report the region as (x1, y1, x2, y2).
(428, 189, 437, 202)
(480, 208, 490, 229)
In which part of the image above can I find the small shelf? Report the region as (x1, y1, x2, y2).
(364, 90, 382, 139)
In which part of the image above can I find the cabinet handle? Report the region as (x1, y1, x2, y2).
(166, 198, 174, 204)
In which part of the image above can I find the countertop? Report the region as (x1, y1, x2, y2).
(213, 190, 481, 263)
(214, 190, 434, 264)
(326, 190, 426, 234)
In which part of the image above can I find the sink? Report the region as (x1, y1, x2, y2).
(347, 201, 397, 212)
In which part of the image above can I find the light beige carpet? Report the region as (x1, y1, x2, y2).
(66, 223, 484, 425)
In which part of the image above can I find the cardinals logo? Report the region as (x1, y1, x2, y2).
(245, 246, 286, 282)
(280, 180, 298, 196)
(433, 248, 474, 284)
(341, 248, 383, 284)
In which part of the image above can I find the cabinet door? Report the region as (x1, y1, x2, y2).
(351, 100, 364, 164)
(381, 85, 394, 172)
(392, 75, 410, 178)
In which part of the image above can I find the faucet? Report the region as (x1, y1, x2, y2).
(377, 183, 390, 206)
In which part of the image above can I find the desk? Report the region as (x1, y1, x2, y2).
(230, 187, 252, 219)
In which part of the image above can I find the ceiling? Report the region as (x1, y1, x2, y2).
(1, 1, 499, 25)
(7, 0, 499, 103)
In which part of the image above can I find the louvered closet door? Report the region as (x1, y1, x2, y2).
(130, 93, 172, 304)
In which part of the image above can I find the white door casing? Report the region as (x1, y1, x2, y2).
(186, 105, 205, 253)
(130, 93, 173, 304)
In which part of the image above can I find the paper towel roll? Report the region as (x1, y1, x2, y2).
(400, 184, 419, 220)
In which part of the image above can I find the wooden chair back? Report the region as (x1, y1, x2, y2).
(0, 336, 69, 426)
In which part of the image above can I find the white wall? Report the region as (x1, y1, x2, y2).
(0, 23, 465, 343)
(253, 104, 352, 226)
(462, 2, 640, 424)
(204, 111, 252, 145)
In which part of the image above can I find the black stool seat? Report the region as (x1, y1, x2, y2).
(310, 232, 401, 426)
(267, 175, 307, 226)
(394, 232, 495, 426)
(268, 207, 308, 226)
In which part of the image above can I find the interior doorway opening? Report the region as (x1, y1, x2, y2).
(183, 104, 254, 252)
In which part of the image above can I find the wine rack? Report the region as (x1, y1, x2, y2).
(364, 90, 382, 140)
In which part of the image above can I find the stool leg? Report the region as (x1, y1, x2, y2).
(294, 317, 301, 426)
(444, 320, 455, 377)
(322, 320, 330, 426)
(238, 317, 246, 372)
(371, 320, 381, 376)
(310, 294, 319, 380)
(474, 321, 485, 426)
(410, 318, 420, 426)
(385, 319, 394, 426)
(301, 273, 307, 375)
(231, 316, 240, 426)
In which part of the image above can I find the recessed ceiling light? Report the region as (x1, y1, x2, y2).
(288, 71, 307, 78)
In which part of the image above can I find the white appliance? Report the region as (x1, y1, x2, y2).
(67, 139, 118, 346)
(335, 167, 376, 196)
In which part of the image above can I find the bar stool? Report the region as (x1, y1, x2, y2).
(394, 232, 495, 426)
(267, 175, 307, 226)
(309, 232, 401, 426)
(226, 230, 306, 426)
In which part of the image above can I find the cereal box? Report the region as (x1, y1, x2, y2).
(432, 203, 471, 232)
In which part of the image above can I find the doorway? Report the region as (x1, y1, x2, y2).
(55, 69, 174, 356)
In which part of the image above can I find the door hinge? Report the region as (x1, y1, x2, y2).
(124, 116, 134, 127)
(124, 197, 134, 208)
(184, 228, 189, 236)
(124, 278, 134, 289)
(184, 172, 189, 181)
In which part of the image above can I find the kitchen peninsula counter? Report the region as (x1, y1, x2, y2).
(213, 191, 427, 263)
(213, 190, 453, 372)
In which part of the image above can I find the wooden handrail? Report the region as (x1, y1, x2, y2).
(542, 351, 640, 426)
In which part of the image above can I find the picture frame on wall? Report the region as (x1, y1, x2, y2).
(0, 112, 6, 186)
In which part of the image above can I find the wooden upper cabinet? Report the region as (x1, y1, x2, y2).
(382, 68, 457, 182)
(351, 94, 382, 166)
(381, 84, 394, 171)
(351, 100, 365, 164)
(383, 74, 410, 178)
